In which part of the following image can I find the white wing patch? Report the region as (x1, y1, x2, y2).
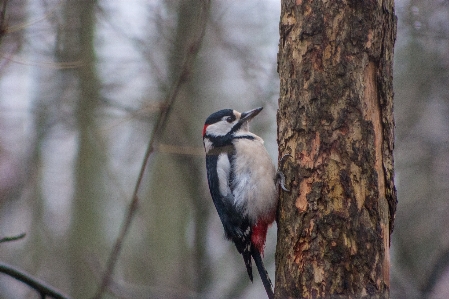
(217, 153, 231, 196)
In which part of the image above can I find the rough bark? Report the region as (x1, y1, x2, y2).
(276, 1, 397, 298)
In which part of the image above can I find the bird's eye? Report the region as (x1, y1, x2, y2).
(226, 117, 233, 123)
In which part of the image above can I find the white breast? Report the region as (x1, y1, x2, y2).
(231, 134, 277, 223)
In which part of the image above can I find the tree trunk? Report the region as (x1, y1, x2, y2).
(64, 0, 103, 297)
(145, 0, 211, 294)
(276, 1, 397, 298)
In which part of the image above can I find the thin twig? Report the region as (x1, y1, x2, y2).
(0, 261, 71, 299)
(0, 232, 26, 244)
(92, 2, 211, 298)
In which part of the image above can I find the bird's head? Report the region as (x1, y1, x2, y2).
(202, 107, 263, 152)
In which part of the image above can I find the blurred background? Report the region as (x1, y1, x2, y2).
(0, 0, 447, 298)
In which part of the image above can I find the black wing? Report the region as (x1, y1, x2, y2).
(206, 154, 254, 281)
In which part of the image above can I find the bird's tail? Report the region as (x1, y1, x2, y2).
(252, 248, 274, 299)
(243, 251, 253, 282)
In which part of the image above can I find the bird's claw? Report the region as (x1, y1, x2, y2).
(277, 153, 292, 192)
(276, 171, 290, 192)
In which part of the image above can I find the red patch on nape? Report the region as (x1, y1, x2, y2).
(202, 124, 208, 137)
(251, 221, 270, 255)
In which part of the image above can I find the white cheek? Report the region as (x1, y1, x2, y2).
(206, 121, 233, 136)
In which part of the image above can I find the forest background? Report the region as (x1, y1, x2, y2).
(0, 1, 448, 298)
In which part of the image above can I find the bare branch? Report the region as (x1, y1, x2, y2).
(92, 1, 211, 298)
(0, 232, 26, 244)
(0, 261, 70, 299)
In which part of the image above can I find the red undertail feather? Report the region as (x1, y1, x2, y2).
(251, 221, 269, 255)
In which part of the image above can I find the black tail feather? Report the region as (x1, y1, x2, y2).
(243, 251, 253, 282)
(252, 248, 274, 299)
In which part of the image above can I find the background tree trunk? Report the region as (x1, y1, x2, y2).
(65, 0, 103, 297)
(145, 0, 211, 293)
(276, 1, 397, 298)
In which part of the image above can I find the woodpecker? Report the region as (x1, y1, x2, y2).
(203, 107, 285, 299)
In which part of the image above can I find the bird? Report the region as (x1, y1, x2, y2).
(202, 107, 287, 299)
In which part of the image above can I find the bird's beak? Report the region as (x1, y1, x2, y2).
(239, 107, 263, 123)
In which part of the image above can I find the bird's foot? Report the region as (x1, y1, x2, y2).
(276, 171, 289, 192)
(276, 154, 292, 192)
